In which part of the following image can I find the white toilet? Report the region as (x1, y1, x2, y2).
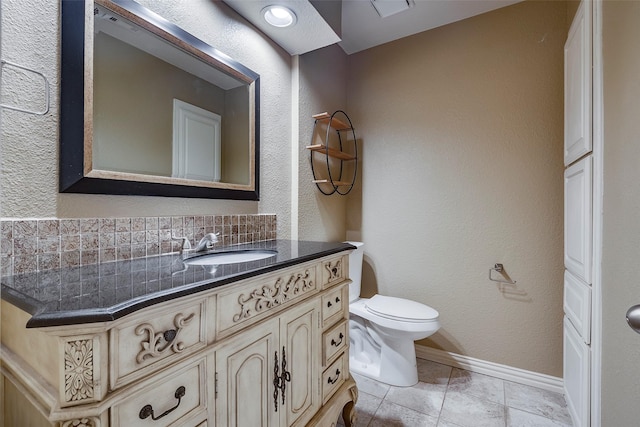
(346, 241, 440, 387)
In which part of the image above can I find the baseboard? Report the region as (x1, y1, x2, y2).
(415, 345, 564, 394)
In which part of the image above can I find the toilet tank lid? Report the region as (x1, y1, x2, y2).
(365, 294, 439, 322)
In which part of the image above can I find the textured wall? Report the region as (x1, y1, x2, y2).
(298, 44, 349, 242)
(346, 1, 566, 376)
(1, 0, 292, 238)
(601, 2, 640, 424)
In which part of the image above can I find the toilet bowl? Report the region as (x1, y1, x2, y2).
(346, 241, 440, 387)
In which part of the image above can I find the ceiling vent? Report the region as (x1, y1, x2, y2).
(370, 0, 416, 18)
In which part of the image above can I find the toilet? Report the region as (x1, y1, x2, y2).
(346, 241, 440, 387)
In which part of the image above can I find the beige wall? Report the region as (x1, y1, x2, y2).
(601, 1, 640, 424)
(346, 1, 566, 376)
(0, 0, 292, 237)
(298, 44, 350, 241)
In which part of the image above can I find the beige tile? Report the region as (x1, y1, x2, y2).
(504, 382, 572, 425)
(507, 407, 573, 426)
(13, 220, 37, 238)
(447, 368, 505, 405)
(115, 217, 131, 232)
(38, 219, 59, 237)
(61, 235, 81, 252)
(439, 390, 505, 427)
(436, 419, 465, 427)
(417, 359, 452, 385)
(352, 372, 390, 399)
(145, 217, 159, 230)
(159, 216, 172, 230)
(385, 380, 447, 417)
(61, 219, 81, 235)
(131, 217, 146, 232)
(369, 400, 438, 427)
(80, 218, 99, 233)
(99, 218, 116, 233)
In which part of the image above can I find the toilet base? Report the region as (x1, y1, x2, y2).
(349, 316, 421, 387)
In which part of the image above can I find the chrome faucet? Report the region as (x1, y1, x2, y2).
(194, 232, 219, 252)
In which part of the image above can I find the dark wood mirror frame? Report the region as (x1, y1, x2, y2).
(60, 0, 260, 200)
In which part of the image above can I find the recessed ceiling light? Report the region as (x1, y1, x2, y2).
(262, 5, 297, 28)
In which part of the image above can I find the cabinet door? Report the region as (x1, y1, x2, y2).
(564, 317, 590, 427)
(564, 0, 592, 166)
(564, 156, 592, 283)
(280, 299, 320, 427)
(564, 269, 592, 344)
(215, 318, 278, 427)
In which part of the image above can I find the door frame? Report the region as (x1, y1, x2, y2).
(590, 1, 604, 426)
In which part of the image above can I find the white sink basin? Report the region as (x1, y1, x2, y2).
(184, 250, 277, 266)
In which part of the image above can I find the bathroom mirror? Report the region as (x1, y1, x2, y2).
(60, 0, 260, 200)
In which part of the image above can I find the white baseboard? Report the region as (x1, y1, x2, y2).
(415, 345, 564, 394)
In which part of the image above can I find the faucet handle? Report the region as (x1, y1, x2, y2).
(171, 236, 192, 251)
(203, 232, 219, 249)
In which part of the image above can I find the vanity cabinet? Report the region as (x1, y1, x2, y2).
(216, 299, 320, 427)
(0, 251, 357, 427)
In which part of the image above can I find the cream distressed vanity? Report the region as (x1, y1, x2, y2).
(1, 241, 357, 426)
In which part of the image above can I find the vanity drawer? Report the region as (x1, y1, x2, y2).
(323, 320, 347, 367)
(110, 297, 208, 389)
(322, 354, 346, 404)
(322, 284, 347, 328)
(111, 358, 207, 427)
(216, 264, 318, 338)
(321, 255, 348, 289)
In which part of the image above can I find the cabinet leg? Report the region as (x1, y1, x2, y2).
(342, 382, 358, 427)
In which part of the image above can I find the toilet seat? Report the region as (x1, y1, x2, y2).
(365, 295, 439, 323)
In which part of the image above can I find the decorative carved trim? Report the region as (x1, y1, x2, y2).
(61, 417, 100, 427)
(64, 339, 94, 402)
(325, 260, 342, 281)
(233, 270, 314, 322)
(135, 312, 195, 364)
(343, 382, 358, 427)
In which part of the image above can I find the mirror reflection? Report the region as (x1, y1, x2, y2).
(93, 3, 250, 185)
(59, 0, 260, 200)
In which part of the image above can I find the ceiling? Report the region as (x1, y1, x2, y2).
(223, 0, 522, 56)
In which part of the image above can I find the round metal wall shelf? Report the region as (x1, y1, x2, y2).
(307, 110, 357, 196)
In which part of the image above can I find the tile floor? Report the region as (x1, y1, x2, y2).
(337, 359, 573, 427)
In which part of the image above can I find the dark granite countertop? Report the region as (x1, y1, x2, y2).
(1, 240, 355, 328)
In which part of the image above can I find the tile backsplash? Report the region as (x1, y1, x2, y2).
(1, 214, 276, 276)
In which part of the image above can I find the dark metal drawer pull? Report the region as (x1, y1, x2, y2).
(273, 351, 280, 412)
(327, 369, 341, 385)
(139, 386, 186, 421)
(331, 332, 344, 347)
(335, 296, 340, 303)
(280, 346, 291, 404)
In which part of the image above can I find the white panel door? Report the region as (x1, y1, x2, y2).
(173, 99, 221, 182)
(564, 156, 592, 283)
(564, 0, 592, 166)
(564, 317, 590, 427)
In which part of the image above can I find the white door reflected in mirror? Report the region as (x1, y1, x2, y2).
(172, 99, 221, 182)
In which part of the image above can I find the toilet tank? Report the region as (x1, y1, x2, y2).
(345, 241, 364, 303)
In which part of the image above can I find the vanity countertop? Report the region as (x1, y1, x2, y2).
(1, 240, 355, 328)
